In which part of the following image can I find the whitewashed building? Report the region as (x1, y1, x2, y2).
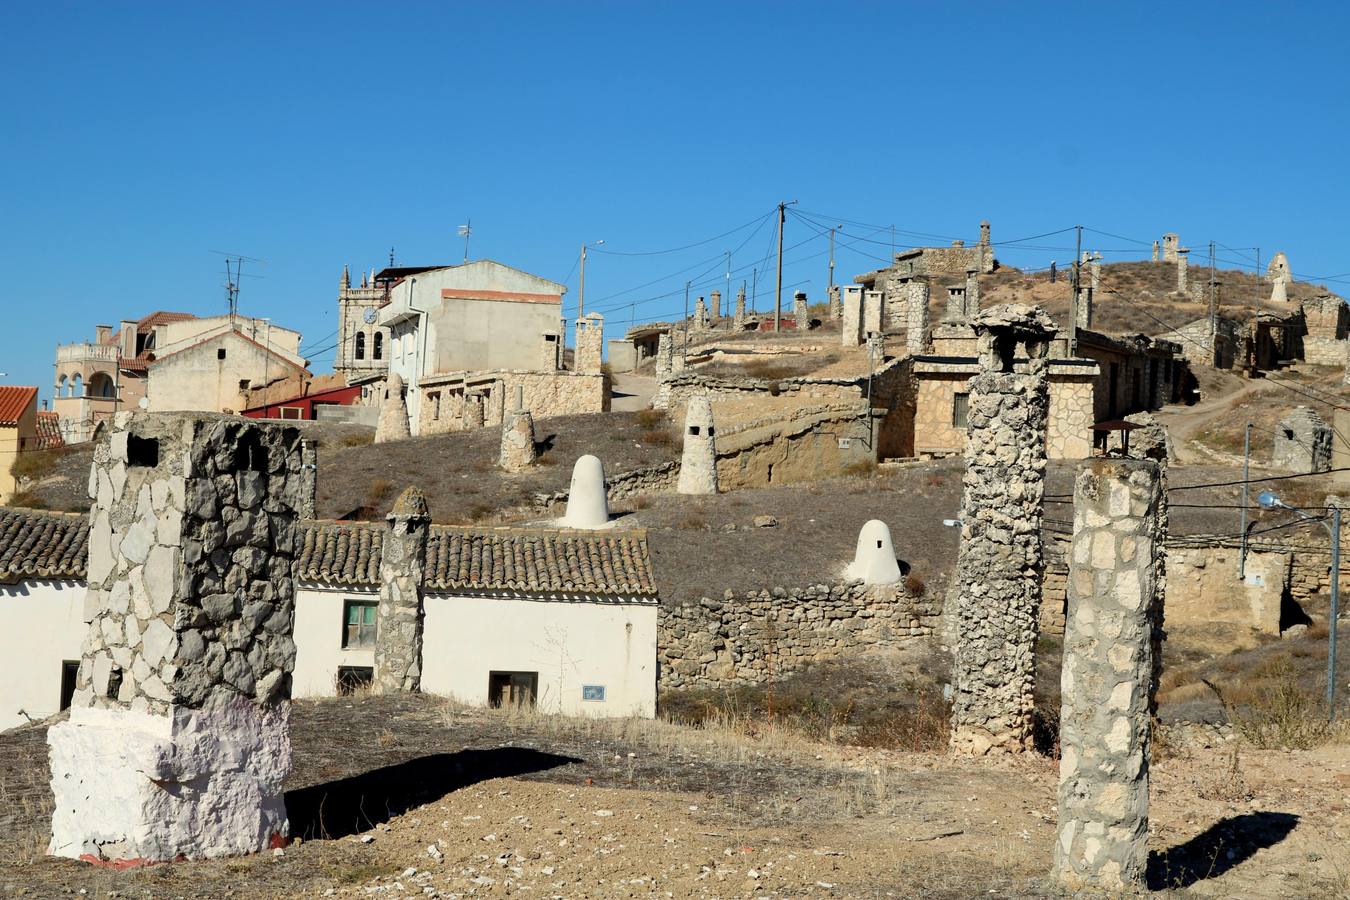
(0, 507, 659, 730)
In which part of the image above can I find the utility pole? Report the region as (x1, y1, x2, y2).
(828, 226, 836, 292)
(1069, 224, 1082, 354)
(683, 280, 691, 366)
(725, 250, 731, 315)
(458, 221, 471, 263)
(579, 243, 588, 321)
(774, 202, 786, 333)
(751, 267, 758, 315)
(1208, 241, 1218, 332)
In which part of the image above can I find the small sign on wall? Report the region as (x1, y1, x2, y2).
(838, 438, 853, 449)
(581, 685, 606, 702)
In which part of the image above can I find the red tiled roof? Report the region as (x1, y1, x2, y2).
(136, 311, 196, 332)
(0, 387, 37, 427)
(34, 412, 64, 450)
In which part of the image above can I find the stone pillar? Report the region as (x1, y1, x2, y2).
(299, 439, 317, 521)
(562, 455, 609, 529)
(1075, 286, 1094, 330)
(676, 395, 718, 495)
(575, 312, 604, 375)
(462, 395, 485, 430)
(945, 286, 967, 322)
(48, 412, 305, 863)
(1054, 458, 1164, 893)
(1090, 253, 1102, 292)
(734, 287, 747, 327)
(373, 487, 430, 694)
(906, 279, 931, 355)
(1175, 248, 1189, 294)
(693, 297, 709, 331)
(964, 270, 981, 318)
(863, 289, 883, 337)
(710, 289, 722, 322)
(950, 305, 1056, 755)
(1151, 240, 1159, 262)
(793, 290, 810, 330)
(1162, 233, 1179, 263)
(375, 372, 412, 443)
(827, 284, 841, 321)
(499, 386, 537, 472)
(654, 333, 676, 410)
(841, 285, 864, 347)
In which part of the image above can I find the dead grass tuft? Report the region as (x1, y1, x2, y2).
(639, 429, 673, 446)
(635, 408, 666, 429)
(1206, 659, 1343, 750)
(341, 431, 375, 448)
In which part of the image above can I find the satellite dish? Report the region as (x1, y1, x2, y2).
(137, 397, 149, 410)
(363, 308, 378, 324)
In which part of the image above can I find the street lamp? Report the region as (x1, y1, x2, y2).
(578, 239, 604, 320)
(1259, 489, 1341, 721)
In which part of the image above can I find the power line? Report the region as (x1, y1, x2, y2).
(589, 210, 776, 257)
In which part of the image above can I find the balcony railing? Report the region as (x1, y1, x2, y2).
(56, 342, 119, 364)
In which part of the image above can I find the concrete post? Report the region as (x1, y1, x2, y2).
(906, 279, 931, 355)
(374, 372, 412, 443)
(841, 285, 864, 347)
(676, 395, 718, 495)
(950, 305, 1056, 755)
(374, 487, 429, 694)
(793, 290, 810, 331)
(1054, 458, 1165, 892)
(48, 412, 306, 863)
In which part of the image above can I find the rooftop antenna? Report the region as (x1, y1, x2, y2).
(210, 251, 264, 319)
(389, 246, 395, 267)
(458, 220, 472, 263)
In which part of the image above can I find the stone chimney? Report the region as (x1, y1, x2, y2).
(793, 291, 810, 330)
(964, 270, 981, 318)
(1075, 287, 1094, 330)
(374, 373, 412, 443)
(119, 320, 137, 360)
(1176, 248, 1189, 294)
(94, 324, 112, 345)
(677, 395, 718, 495)
(374, 487, 431, 694)
(827, 284, 841, 321)
(1162, 233, 1179, 263)
(841, 285, 864, 347)
(945, 286, 967, 322)
(575, 312, 604, 375)
(845, 520, 901, 585)
(863, 290, 883, 337)
(1151, 240, 1159, 262)
(499, 385, 537, 472)
(562, 455, 609, 529)
(693, 297, 709, 331)
(906, 279, 931, 356)
(734, 286, 747, 327)
(710, 290, 722, 322)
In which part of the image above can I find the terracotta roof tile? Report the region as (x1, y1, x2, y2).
(0, 387, 37, 427)
(0, 508, 88, 580)
(34, 412, 64, 451)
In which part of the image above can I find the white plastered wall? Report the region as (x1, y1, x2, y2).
(0, 580, 88, 730)
(423, 594, 657, 717)
(292, 586, 377, 698)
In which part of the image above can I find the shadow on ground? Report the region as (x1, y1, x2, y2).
(286, 747, 580, 840)
(1148, 811, 1299, 889)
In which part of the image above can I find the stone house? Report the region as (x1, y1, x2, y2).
(0, 505, 659, 728)
(1073, 330, 1187, 423)
(378, 260, 608, 436)
(53, 312, 306, 442)
(1299, 295, 1348, 366)
(0, 387, 39, 503)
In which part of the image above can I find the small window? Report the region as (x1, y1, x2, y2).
(343, 600, 377, 648)
(280, 406, 304, 420)
(239, 379, 250, 391)
(953, 393, 970, 429)
(373, 333, 383, 360)
(430, 392, 442, 421)
(488, 671, 538, 708)
(689, 425, 700, 436)
(127, 435, 159, 468)
(336, 666, 373, 695)
(60, 661, 79, 712)
(355, 332, 366, 360)
(217, 348, 227, 360)
(545, 334, 557, 342)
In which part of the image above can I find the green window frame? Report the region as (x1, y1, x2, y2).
(343, 600, 377, 649)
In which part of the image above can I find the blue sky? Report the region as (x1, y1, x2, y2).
(3, 2, 1348, 399)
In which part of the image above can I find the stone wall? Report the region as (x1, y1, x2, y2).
(1300, 296, 1347, 365)
(658, 581, 939, 690)
(1046, 376, 1095, 459)
(1272, 406, 1332, 473)
(534, 461, 680, 513)
(419, 370, 608, 435)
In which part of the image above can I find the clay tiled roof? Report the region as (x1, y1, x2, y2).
(34, 412, 64, 450)
(135, 311, 197, 333)
(294, 521, 657, 600)
(0, 387, 37, 427)
(0, 508, 88, 581)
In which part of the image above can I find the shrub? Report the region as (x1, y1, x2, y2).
(366, 478, 395, 506)
(1207, 659, 1339, 750)
(10, 450, 59, 483)
(903, 572, 926, 597)
(635, 408, 665, 429)
(341, 431, 374, 448)
(639, 429, 672, 446)
(6, 491, 47, 510)
(842, 459, 876, 478)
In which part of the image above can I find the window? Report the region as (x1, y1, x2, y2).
(373, 333, 383, 360)
(239, 379, 250, 391)
(952, 392, 970, 429)
(217, 348, 227, 360)
(279, 406, 304, 420)
(59, 661, 79, 712)
(488, 671, 538, 708)
(343, 600, 377, 648)
(337, 666, 373, 695)
(430, 392, 441, 421)
(355, 332, 366, 360)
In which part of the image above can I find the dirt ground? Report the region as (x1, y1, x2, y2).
(1, 694, 1346, 898)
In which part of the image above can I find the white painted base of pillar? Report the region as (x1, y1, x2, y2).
(48, 697, 291, 864)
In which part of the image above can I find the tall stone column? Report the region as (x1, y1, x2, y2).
(793, 290, 810, 331)
(375, 372, 412, 443)
(654, 332, 675, 410)
(945, 286, 966, 322)
(677, 395, 718, 495)
(710, 289, 722, 322)
(1176, 248, 1189, 294)
(499, 386, 537, 472)
(863, 289, 883, 337)
(950, 305, 1056, 755)
(1054, 458, 1165, 892)
(841, 285, 863, 347)
(827, 284, 841, 321)
(906, 279, 931, 355)
(574, 313, 604, 374)
(734, 287, 747, 327)
(373, 487, 430, 694)
(1075, 286, 1094, 330)
(964, 270, 981, 318)
(48, 412, 306, 863)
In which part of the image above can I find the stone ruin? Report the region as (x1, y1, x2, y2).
(373, 487, 430, 694)
(48, 412, 306, 863)
(793, 290, 810, 330)
(499, 385, 538, 472)
(562, 454, 610, 529)
(375, 372, 411, 444)
(949, 304, 1055, 755)
(676, 395, 718, 495)
(1054, 458, 1166, 892)
(1272, 406, 1332, 473)
(845, 520, 901, 585)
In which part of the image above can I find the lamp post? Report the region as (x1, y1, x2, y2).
(1258, 490, 1341, 720)
(578, 239, 604, 321)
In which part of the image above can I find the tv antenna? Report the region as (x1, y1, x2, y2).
(210, 251, 264, 318)
(458, 220, 472, 263)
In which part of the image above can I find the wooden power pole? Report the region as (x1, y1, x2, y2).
(774, 202, 786, 333)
